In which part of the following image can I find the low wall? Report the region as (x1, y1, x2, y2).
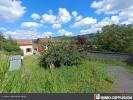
(88, 51, 133, 62)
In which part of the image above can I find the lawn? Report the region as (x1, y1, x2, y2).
(0, 55, 114, 93)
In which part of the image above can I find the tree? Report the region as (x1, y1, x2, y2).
(39, 40, 87, 68)
(92, 24, 133, 53)
(76, 36, 88, 51)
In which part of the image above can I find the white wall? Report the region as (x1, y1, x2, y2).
(19, 45, 33, 56)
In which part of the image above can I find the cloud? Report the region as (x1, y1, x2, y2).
(91, 0, 133, 14)
(42, 14, 56, 24)
(91, 0, 133, 25)
(21, 22, 41, 29)
(43, 32, 53, 38)
(5, 30, 53, 39)
(0, 0, 26, 23)
(41, 8, 71, 30)
(42, 8, 71, 24)
(80, 15, 120, 35)
(58, 29, 72, 36)
(72, 11, 82, 21)
(111, 16, 120, 24)
(72, 11, 78, 17)
(119, 6, 133, 24)
(92, 16, 119, 30)
(52, 23, 61, 29)
(119, 6, 133, 18)
(5, 29, 41, 39)
(57, 8, 71, 24)
(31, 13, 41, 20)
(80, 28, 101, 35)
(71, 17, 97, 28)
(120, 20, 131, 25)
(80, 29, 91, 35)
(75, 15, 82, 21)
(120, 17, 133, 25)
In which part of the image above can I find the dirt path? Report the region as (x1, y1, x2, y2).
(107, 66, 133, 93)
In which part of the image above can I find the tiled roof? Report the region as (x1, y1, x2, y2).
(16, 39, 32, 46)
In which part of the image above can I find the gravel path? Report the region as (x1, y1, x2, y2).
(107, 66, 133, 93)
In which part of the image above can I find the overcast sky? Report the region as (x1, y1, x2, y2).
(0, 0, 133, 39)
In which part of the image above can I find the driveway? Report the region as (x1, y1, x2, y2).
(107, 66, 133, 93)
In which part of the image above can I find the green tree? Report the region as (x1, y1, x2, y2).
(39, 40, 87, 68)
(92, 24, 133, 53)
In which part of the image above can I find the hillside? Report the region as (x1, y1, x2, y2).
(54, 33, 96, 41)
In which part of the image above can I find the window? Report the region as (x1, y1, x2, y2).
(26, 48, 31, 52)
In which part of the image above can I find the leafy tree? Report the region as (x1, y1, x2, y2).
(92, 24, 133, 53)
(39, 41, 87, 68)
(76, 36, 88, 51)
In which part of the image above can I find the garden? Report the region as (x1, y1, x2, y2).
(0, 53, 115, 93)
(0, 24, 133, 93)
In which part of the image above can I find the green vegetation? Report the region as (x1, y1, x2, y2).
(0, 52, 9, 82)
(92, 24, 133, 53)
(40, 41, 87, 68)
(0, 32, 21, 55)
(87, 55, 133, 73)
(0, 55, 113, 93)
(1, 24, 133, 93)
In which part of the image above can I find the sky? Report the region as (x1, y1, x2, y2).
(0, 0, 133, 39)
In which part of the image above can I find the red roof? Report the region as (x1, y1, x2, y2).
(16, 39, 32, 46)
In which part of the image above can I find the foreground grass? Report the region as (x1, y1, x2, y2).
(0, 53, 9, 81)
(0, 55, 114, 93)
(88, 56, 133, 73)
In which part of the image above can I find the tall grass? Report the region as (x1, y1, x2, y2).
(0, 55, 113, 93)
(0, 53, 9, 81)
(87, 55, 133, 73)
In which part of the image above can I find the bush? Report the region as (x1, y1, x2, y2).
(0, 39, 21, 55)
(39, 41, 87, 68)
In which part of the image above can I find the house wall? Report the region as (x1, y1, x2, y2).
(33, 44, 39, 54)
(37, 39, 42, 53)
(19, 45, 33, 56)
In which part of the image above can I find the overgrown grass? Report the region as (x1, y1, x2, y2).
(0, 55, 113, 93)
(87, 56, 133, 73)
(0, 52, 9, 81)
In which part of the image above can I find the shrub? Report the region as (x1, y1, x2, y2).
(0, 39, 21, 55)
(39, 41, 87, 68)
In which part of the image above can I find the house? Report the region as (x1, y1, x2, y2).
(16, 39, 34, 56)
(16, 38, 59, 56)
(32, 39, 39, 55)
(36, 38, 59, 53)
